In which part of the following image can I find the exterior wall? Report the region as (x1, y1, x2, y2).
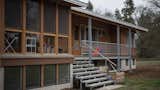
(29, 83, 72, 90)
(120, 59, 136, 71)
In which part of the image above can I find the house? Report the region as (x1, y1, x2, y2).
(0, 0, 148, 90)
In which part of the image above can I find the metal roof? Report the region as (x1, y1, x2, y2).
(71, 7, 148, 32)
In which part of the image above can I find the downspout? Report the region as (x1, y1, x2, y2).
(117, 25, 120, 71)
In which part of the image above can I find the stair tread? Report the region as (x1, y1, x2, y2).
(87, 80, 114, 87)
(73, 70, 101, 76)
(77, 73, 107, 80)
(73, 67, 99, 72)
(82, 77, 109, 83)
(73, 64, 94, 68)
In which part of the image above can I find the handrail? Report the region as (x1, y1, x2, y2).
(80, 40, 117, 72)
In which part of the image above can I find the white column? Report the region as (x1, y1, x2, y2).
(0, 68, 4, 90)
(128, 29, 132, 70)
(88, 17, 92, 60)
(117, 25, 120, 71)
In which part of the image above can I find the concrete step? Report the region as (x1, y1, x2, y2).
(77, 73, 107, 80)
(86, 80, 114, 89)
(73, 64, 94, 69)
(73, 61, 91, 65)
(96, 85, 124, 90)
(73, 67, 99, 73)
(73, 70, 101, 77)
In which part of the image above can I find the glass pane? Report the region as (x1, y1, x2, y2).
(59, 6, 69, 35)
(44, 65, 56, 86)
(26, 0, 40, 32)
(5, 67, 22, 90)
(44, 36, 55, 53)
(58, 64, 70, 84)
(5, 0, 22, 29)
(5, 31, 21, 53)
(26, 65, 41, 89)
(58, 37, 68, 53)
(44, 1, 56, 33)
(26, 34, 40, 53)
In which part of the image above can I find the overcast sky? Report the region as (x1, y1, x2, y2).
(80, 0, 147, 13)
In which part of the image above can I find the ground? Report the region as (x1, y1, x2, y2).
(117, 59, 160, 90)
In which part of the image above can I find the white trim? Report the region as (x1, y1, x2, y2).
(71, 7, 148, 32)
(63, 0, 87, 7)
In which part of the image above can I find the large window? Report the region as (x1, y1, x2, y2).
(44, 65, 56, 86)
(59, 6, 69, 35)
(44, 36, 55, 53)
(26, 34, 40, 53)
(44, 1, 56, 33)
(58, 37, 68, 53)
(4, 31, 21, 53)
(5, 67, 22, 90)
(26, 0, 40, 32)
(58, 64, 70, 84)
(26, 65, 41, 89)
(5, 0, 22, 29)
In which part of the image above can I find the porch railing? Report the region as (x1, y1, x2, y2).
(80, 40, 131, 57)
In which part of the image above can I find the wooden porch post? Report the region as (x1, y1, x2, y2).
(128, 29, 132, 71)
(88, 17, 92, 60)
(117, 25, 120, 71)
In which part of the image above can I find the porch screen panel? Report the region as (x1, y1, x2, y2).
(5, 0, 22, 29)
(58, 37, 68, 53)
(58, 64, 70, 84)
(26, 0, 40, 32)
(44, 65, 56, 86)
(5, 67, 22, 90)
(26, 65, 41, 89)
(58, 6, 69, 35)
(44, 1, 56, 33)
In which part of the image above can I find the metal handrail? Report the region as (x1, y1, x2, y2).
(80, 41, 117, 72)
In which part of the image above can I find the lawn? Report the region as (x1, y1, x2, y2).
(117, 59, 160, 90)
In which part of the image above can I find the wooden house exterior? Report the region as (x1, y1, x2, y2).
(0, 0, 147, 90)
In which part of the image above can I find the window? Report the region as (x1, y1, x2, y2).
(44, 36, 55, 53)
(5, 0, 22, 29)
(74, 26, 79, 40)
(58, 64, 70, 84)
(26, 34, 40, 53)
(133, 59, 135, 65)
(44, 65, 56, 86)
(4, 31, 21, 53)
(26, 0, 40, 32)
(26, 65, 41, 89)
(44, 0, 56, 33)
(59, 6, 69, 35)
(58, 37, 68, 53)
(5, 67, 22, 90)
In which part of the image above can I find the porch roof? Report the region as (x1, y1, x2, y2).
(71, 7, 148, 32)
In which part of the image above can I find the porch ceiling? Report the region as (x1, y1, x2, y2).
(71, 7, 148, 32)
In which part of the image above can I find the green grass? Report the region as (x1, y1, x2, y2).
(117, 59, 160, 90)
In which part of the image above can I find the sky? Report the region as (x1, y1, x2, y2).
(80, 0, 147, 13)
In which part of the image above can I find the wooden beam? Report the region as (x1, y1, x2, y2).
(22, 0, 26, 54)
(55, 4, 59, 54)
(68, 10, 72, 54)
(40, 0, 44, 54)
(0, 0, 5, 55)
(22, 65, 26, 90)
(41, 65, 44, 87)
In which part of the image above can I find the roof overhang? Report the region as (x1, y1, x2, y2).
(63, 0, 87, 7)
(71, 7, 148, 32)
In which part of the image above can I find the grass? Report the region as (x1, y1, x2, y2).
(117, 59, 160, 90)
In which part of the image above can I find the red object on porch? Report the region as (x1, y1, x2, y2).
(92, 47, 100, 56)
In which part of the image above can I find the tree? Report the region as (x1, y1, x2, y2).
(86, 0, 93, 11)
(115, 8, 122, 20)
(104, 9, 114, 18)
(121, 0, 135, 24)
